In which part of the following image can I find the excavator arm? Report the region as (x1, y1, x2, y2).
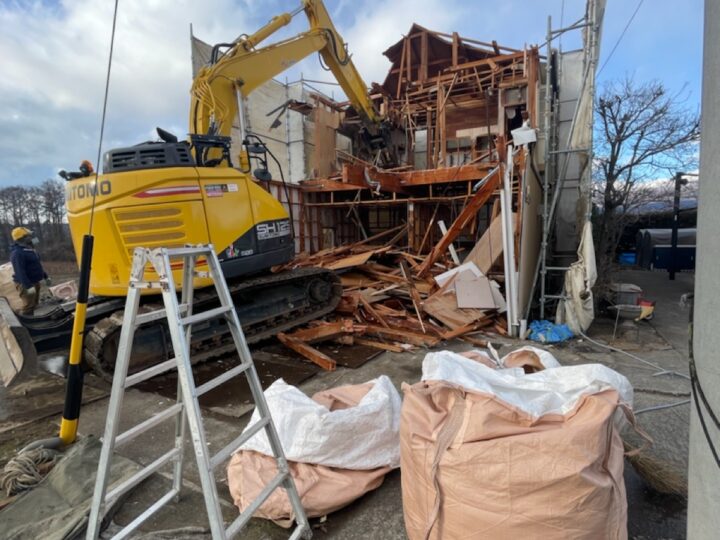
(190, 0, 388, 157)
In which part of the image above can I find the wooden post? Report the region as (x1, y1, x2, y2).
(407, 201, 416, 252)
(420, 31, 429, 83)
(452, 32, 459, 68)
(397, 37, 407, 99)
(406, 35, 412, 83)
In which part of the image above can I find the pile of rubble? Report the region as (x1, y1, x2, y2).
(271, 222, 508, 370)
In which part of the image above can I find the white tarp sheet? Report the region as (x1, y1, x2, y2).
(422, 348, 632, 419)
(556, 220, 597, 333)
(236, 376, 402, 469)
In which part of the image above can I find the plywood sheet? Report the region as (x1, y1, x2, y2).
(455, 277, 496, 309)
(465, 213, 516, 274)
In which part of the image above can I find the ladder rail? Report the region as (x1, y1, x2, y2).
(86, 251, 145, 540)
(86, 245, 311, 540)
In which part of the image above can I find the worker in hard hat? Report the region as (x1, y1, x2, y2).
(9, 227, 51, 316)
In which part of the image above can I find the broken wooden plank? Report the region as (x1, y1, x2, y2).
(283, 320, 359, 344)
(359, 295, 390, 328)
(364, 325, 439, 347)
(325, 250, 375, 270)
(417, 164, 503, 276)
(422, 291, 487, 330)
(400, 261, 426, 333)
(441, 319, 493, 341)
(354, 337, 404, 353)
(277, 333, 336, 371)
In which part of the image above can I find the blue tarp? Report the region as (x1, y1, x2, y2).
(529, 320, 574, 343)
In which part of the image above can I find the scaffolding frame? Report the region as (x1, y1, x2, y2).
(527, 0, 604, 321)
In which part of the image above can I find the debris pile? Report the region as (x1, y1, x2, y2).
(272, 222, 509, 370)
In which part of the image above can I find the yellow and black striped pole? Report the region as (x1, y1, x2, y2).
(59, 234, 93, 445)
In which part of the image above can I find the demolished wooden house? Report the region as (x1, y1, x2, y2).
(193, 22, 596, 364)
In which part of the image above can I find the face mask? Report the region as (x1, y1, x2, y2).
(31, 237, 40, 246)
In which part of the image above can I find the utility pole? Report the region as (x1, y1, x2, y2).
(687, 0, 720, 537)
(669, 172, 688, 281)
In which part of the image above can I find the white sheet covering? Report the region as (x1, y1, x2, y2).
(236, 375, 402, 469)
(422, 349, 632, 418)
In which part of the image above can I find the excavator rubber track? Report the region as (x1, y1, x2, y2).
(83, 267, 342, 381)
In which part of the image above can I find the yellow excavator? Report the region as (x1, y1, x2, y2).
(0, 0, 395, 385)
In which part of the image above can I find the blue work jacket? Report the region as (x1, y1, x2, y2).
(10, 243, 48, 288)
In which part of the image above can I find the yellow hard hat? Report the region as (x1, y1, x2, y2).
(11, 227, 31, 241)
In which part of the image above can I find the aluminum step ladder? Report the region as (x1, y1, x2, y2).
(86, 245, 310, 540)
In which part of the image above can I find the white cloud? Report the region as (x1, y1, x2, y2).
(0, 0, 253, 184)
(0, 0, 703, 186)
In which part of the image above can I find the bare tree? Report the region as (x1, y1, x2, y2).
(0, 186, 30, 225)
(594, 77, 700, 276)
(40, 179, 66, 226)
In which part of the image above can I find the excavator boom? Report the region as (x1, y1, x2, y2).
(191, 0, 386, 149)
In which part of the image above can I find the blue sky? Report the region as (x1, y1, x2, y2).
(0, 0, 704, 186)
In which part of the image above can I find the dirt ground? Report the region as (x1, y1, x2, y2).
(0, 267, 693, 539)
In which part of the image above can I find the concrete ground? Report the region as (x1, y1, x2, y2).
(0, 268, 693, 539)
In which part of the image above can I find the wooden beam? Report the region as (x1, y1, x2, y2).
(441, 319, 493, 341)
(526, 47, 539, 128)
(416, 164, 503, 277)
(452, 32, 460, 68)
(400, 261, 426, 333)
(406, 34, 412, 83)
(354, 337, 404, 353)
(284, 320, 364, 344)
(399, 163, 497, 186)
(396, 36, 407, 99)
(420, 31, 429, 82)
(444, 51, 526, 73)
(277, 333, 336, 371)
(359, 295, 390, 328)
(364, 325, 439, 347)
(342, 163, 408, 194)
(301, 178, 363, 192)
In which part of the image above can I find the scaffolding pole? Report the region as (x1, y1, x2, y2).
(526, 0, 603, 321)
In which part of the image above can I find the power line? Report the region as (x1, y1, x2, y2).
(598, 0, 645, 75)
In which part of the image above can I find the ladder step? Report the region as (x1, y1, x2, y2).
(225, 470, 289, 538)
(196, 362, 251, 398)
(115, 403, 183, 447)
(210, 416, 270, 470)
(125, 358, 178, 388)
(179, 305, 234, 326)
(108, 488, 179, 540)
(106, 447, 181, 505)
(136, 304, 189, 326)
(163, 246, 214, 257)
